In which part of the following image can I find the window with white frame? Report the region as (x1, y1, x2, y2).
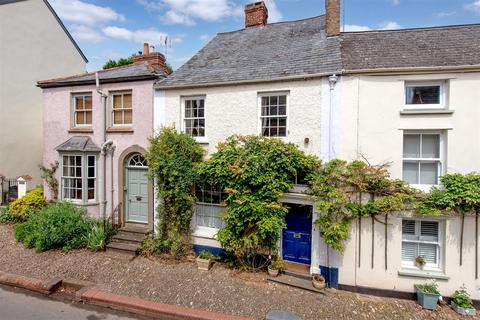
(194, 184, 226, 232)
(61, 154, 96, 203)
(403, 133, 443, 186)
(183, 97, 205, 137)
(72, 93, 92, 127)
(402, 219, 442, 270)
(260, 93, 288, 137)
(405, 82, 445, 109)
(111, 91, 132, 126)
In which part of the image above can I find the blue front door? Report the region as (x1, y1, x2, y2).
(282, 203, 312, 265)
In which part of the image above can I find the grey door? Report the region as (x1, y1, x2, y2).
(126, 167, 148, 223)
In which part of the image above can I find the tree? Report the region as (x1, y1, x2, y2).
(102, 55, 134, 69)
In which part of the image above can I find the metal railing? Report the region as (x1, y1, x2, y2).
(0, 177, 18, 205)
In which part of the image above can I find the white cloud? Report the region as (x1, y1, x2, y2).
(199, 34, 211, 42)
(137, 0, 282, 25)
(103, 26, 167, 45)
(49, 0, 124, 26)
(70, 24, 103, 43)
(465, 0, 480, 14)
(437, 11, 456, 18)
(344, 24, 371, 32)
(379, 21, 402, 30)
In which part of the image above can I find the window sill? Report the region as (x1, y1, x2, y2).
(62, 200, 99, 207)
(398, 268, 449, 280)
(400, 109, 454, 116)
(193, 137, 209, 144)
(69, 128, 93, 133)
(192, 226, 219, 239)
(106, 128, 134, 133)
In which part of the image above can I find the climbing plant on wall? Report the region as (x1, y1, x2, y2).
(197, 135, 319, 270)
(308, 160, 419, 269)
(145, 126, 204, 256)
(419, 173, 480, 275)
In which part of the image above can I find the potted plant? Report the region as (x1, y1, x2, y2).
(267, 257, 285, 277)
(196, 250, 217, 271)
(451, 286, 476, 316)
(415, 280, 441, 310)
(312, 274, 326, 290)
(415, 256, 426, 269)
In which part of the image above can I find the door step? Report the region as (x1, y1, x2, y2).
(106, 225, 151, 256)
(121, 224, 151, 235)
(268, 274, 324, 294)
(106, 241, 140, 256)
(112, 231, 146, 243)
(283, 261, 311, 280)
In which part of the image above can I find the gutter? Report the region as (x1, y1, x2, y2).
(342, 64, 480, 76)
(37, 75, 159, 89)
(154, 71, 343, 90)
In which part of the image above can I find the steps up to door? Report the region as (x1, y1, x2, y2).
(267, 274, 324, 294)
(106, 225, 150, 256)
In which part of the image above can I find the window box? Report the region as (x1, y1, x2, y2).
(415, 285, 440, 310)
(451, 302, 476, 316)
(404, 81, 446, 110)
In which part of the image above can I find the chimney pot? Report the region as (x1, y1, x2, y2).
(134, 44, 166, 74)
(244, 1, 268, 28)
(325, 0, 340, 37)
(143, 42, 150, 55)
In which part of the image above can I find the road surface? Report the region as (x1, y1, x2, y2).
(0, 285, 142, 320)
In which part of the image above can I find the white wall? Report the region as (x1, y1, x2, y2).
(0, 0, 86, 186)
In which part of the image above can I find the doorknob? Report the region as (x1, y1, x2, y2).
(136, 196, 142, 201)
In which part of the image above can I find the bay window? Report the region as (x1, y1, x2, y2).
(61, 154, 96, 203)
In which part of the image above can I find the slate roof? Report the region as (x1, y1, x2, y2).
(156, 16, 342, 89)
(56, 136, 100, 152)
(341, 24, 480, 72)
(38, 62, 165, 88)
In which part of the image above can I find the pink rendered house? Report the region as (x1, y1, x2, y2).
(38, 44, 166, 236)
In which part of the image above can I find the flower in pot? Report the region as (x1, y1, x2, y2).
(312, 274, 326, 290)
(196, 250, 218, 271)
(415, 280, 440, 310)
(267, 256, 285, 277)
(451, 285, 476, 316)
(415, 255, 426, 269)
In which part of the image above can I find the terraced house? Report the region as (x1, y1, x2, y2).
(154, 0, 480, 301)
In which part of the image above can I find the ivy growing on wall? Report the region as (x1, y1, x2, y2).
(145, 127, 204, 256)
(197, 135, 319, 269)
(308, 160, 419, 269)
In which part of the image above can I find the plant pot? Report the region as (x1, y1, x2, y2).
(196, 257, 213, 271)
(312, 275, 326, 290)
(451, 302, 477, 316)
(268, 266, 279, 277)
(415, 285, 440, 310)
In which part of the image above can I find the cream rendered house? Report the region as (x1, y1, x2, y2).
(0, 0, 87, 190)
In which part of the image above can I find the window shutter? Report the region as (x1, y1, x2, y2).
(402, 220, 416, 236)
(420, 221, 439, 241)
(419, 243, 438, 264)
(401, 242, 417, 263)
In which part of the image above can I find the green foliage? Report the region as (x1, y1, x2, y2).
(269, 257, 285, 271)
(308, 160, 419, 253)
(39, 161, 59, 200)
(165, 63, 173, 75)
(103, 55, 134, 69)
(452, 286, 473, 309)
(85, 220, 116, 251)
(198, 250, 218, 260)
(8, 188, 46, 221)
(15, 202, 91, 252)
(0, 207, 23, 224)
(146, 126, 204, 256)
(420, 173, 480, 216)
(198, 135, 319, 269)
(140, 234, 190, 259)
(416, 280, 440, 295)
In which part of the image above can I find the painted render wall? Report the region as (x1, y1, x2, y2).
(0, 0, 86, 186)
(338, 72, 480, 299)
(42, 80, 154, 218)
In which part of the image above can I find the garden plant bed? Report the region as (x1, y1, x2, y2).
(0, 225, 476, 320)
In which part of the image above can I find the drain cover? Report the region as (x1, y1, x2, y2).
(265, 310, 302, 320)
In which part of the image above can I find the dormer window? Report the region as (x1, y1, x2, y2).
(405, 81, 446, 109)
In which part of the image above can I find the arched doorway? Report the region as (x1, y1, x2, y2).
(124, 153, 149, 224)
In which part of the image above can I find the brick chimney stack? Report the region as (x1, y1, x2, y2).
(325, 0, 340, 37)
(245, 1, 268, 28)
(133, 42, 166, 73)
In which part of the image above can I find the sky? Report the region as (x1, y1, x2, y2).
(48, 0, 480, 71)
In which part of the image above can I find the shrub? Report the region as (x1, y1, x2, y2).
(8, 188, 46, 221)
(198, 250, 218, 260)
(15, 202, 91, 252)
(0, 207, 23, 224)
(140, 233, 190, 259)
(269, 257, 285, 271)
(452, 286, 473, 309)
(85, 220, 116, 251)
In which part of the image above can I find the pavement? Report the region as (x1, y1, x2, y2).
(0, 285, 141, 320)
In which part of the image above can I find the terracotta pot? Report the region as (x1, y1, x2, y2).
(196, 257, 213, 271)
(312, 274, 326, 290)
(268, 266, 279, 277)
